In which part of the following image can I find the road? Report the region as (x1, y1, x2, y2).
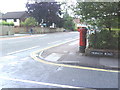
(0, 32, 119, 88)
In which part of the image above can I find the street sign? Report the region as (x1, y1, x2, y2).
(90, 51, 114, 56)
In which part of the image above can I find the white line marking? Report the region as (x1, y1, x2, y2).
(30, 34, 47, 37)
(69, 32, 79, 33)
(0, 76, 82, 88)
(65, 38, 72, 40)
(45, 53, 63, 62)
(48, 40, 61, 44)
(0, 55, 17, 60)
(9, 40, 30, 44)
(21, 57, 30, 61)
(69, 41, 78, 46)
(9, 61, 18, 66)
(7, 46, 39, 55)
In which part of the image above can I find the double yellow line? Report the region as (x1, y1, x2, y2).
(30, 39, 120, 73)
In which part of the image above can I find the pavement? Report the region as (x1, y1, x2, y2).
(1, 33, 41, 38)
(0, 34, 30, 38)
(38, 40, 119, 71)
(0, 34, 47, 40)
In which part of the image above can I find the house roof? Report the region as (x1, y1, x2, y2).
(0, 12, 4, 19)
(73, 18, 80, 24)
(2, 11, 28, 19)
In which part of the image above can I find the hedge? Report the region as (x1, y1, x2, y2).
(0, 21, 14, 26)
(88, 30, 119, 50)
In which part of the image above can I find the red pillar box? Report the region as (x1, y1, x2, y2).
(78, 27, 87, 53)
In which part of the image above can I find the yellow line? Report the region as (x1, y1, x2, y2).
(30, 39, 120, 73)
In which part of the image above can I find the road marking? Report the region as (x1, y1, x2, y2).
(32, 53, 119, 73)
(9, 61, 18, 66)
(48, 40, 62, 44)
(45, 53, 63, 62)
(0, 76, 82, 88)
(69, 41, 78, 46)
(39, 37, 48, 40)
(9, 40, 30, 44)
(7, 46, 39, 55)
(65, 38, 73, 41)
(30, 39, 120, 73)
(21, 57, 30, 61)
(69, 32, 79, 33)
(0, 55, 17, 61)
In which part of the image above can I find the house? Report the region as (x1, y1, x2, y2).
(73, 18, 81, 29)
(1, 11, 29, 26)
(0, 12, 3, 22)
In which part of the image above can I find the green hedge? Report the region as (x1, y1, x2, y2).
(89, 30, 119, 50)
(0, 21, 14, 26)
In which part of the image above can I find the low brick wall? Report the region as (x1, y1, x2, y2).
(0, 26, 14, 35)
(0, 26, 64, 35)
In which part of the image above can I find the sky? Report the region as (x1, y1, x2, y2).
(0, 0, 119, 13)
(0, 0, 27, 13)
(0, 0, 76, 14)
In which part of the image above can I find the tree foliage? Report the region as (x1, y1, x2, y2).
(26, 2, 63, 27)
(74, 2, 119, 30)
(21, 17, 37, 26)
(0, 21, 14, 26)
(89, 30, 118, 50)
(63, 13, 75, 30)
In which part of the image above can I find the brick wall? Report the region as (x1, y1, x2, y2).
(0, 26, 64, 35)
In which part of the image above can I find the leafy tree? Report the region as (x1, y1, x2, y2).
(21, 17, 37, 26)
(74, 2, 119, 31)
(63, 13, 75, 30)
(26, 2, 63, 27)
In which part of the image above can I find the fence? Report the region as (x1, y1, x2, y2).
(0, 26, 64, 36)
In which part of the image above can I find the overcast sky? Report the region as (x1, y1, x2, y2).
(0, 0, 28, 13)
(0, 0, 76, 14)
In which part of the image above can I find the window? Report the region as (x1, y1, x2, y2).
(14, 19, 17, 22)
(3, 19, 6, 21)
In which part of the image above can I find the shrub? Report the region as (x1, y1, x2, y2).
(9, 22, 14, 26)
(0, 21, 14, 26)
(21, 17, 37, 26)
(89, 30, 118, 50)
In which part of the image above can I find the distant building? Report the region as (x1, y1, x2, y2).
(27, 0, 56, 3)
(0, 12, 3, 22)
(73, 18, 81, 29)
(73, 18, 80, 24)
(0, 11, 29, 26)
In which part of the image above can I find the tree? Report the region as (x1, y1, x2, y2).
(26, 2, 63, 27)
(63, 13, 75, 30)
(21, 17, 37, 26)
(74, 2, 119, 31)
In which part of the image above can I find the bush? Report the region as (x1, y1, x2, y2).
(9, 22, 14, 26)
(0, 21, 14, 26)
(21, 17, 37, 26)
(89, 30, 118, 50)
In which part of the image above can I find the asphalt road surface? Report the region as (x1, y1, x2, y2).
(0, 32, 119, 88)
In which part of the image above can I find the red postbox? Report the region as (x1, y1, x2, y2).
(78, 27, 87, 53)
